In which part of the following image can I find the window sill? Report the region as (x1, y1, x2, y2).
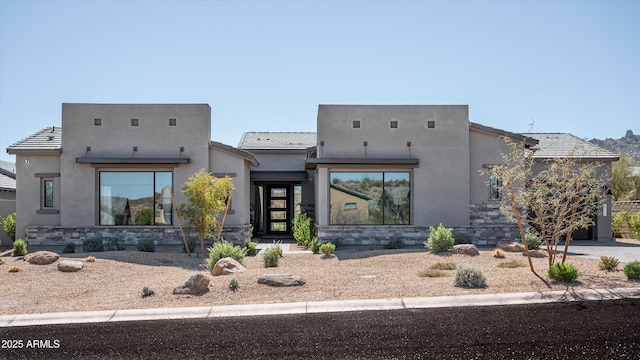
(37, 209, 60, 214)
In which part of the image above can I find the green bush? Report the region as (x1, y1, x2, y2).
(385, 239, 404, 249)
(11, 239, 28, 256)
(244, 241, 257, 256)
(104, 237, 125, 251)
(308, 238, 322, 254)
(612, 212, 629, 238)
(320, 242, 336, 256)
(1, 212, 16, 243)
(293, 213, 316, 248)
(137, 238, 156, 252)
(547, 263, 579, 282)
(518, 230, 542, 250)
(598, 256, 619, 271)
(262, 246, 281, 268)
(135, 209, 154, 225)
(141, 286, 155, 298)
(229, 278, 239, 292)
(453, 232, 473, 245)
(62, 241, 76, 254)
(183, 238, 196, 253)
(630, 212, 640, 239)
(424, 224, 454, 253)
(83, 236, 104, 253)
(207, 241, 247, 270)
(453, 263, 486, 288)
(623, 261, 640, 280)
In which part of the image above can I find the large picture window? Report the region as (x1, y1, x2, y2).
(330, 171, 410, 225)
(99, 171, 173, 225)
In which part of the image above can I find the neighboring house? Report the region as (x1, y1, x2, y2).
(6, 103, 616, 246)
(0, 160, 17, 244)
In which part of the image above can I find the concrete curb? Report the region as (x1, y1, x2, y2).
(1, 287, 639, 328)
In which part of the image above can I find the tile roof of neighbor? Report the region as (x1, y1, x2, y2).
(6, 126, 62, 153)
(0, 160, 16, 191)
(238, 132, 317, 150)
(526, 133, 618, 160)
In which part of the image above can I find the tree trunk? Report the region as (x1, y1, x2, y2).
(508, 181, 535, 272)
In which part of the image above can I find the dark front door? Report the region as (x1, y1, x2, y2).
(266, 185, 289, 235)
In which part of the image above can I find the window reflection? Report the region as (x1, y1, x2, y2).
(330, 172, 410, 225)
(99, 171, 172, 225)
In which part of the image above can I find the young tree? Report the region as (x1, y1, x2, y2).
(612, 153, 633, 201)
(489, 137, 607, 271)
(179, 169, 234, 255)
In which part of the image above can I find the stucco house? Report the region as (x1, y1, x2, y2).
(6, 103, 617, 247)
(0, 160, 17, 244)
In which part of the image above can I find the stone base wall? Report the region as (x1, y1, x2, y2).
(318, 224, 520, 246)
(24, 225, 252, 246)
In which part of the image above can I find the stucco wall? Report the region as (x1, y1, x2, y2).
(316, 105, 470, 227)
(208, 146, 252, 227)
(250, 151, 308, 171)
(469, 129, 512, 202)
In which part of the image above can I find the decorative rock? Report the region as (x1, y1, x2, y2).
(258, 274, 305, 287)
(57, 260, 83, 272)
(173, 274, 211, 295)
(212, 257, 246, 276)
(450, 244, 480, 256)
(25, 251, 60, 265)
(496, 241, 525, 252)
(525, 250, 547, 258)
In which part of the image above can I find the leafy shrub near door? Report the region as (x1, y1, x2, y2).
(262, 246, 282, 268)
(62, 241, 76, 254)
(293, 213, 316, 248)
(424, 224, 454, 253)
(12, 239, 28, 256)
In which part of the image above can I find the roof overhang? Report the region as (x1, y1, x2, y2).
(306, 158, 419, 170)
(470, 122, 538, 148)
(6, 149, 61, 155)
(250, 171, 309, 182)
(76, 157, 190, 166)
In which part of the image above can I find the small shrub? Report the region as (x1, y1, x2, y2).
(137, 238, 156, 252)
(83, 236, 104, 253)
(104, 237, 126, 251)
(453, 232, 473, 245)
(630, 212, 640, 239)
(598, 256, 620, 271)
(320, 242, 336, 256)
(454, 263, 486, 288)
(62, 241, 76, 254)
(9, 266, 22, 273)
(497, 260, 525, 268)
(518, 230, 542, 250)
(417, 269, 447, 277)
(385, 239, 404, 249)
(424, 224, 454, 253)
(623, 261, 640, 280)
(612, 212, 628, 238)
(308, 238, 322, 254)
(84, 256, 96, 262)
(141, 286, 155, 298)
(1, 212, 16, 242)
(183, 238, 196, 253)
(492, 249, 505, 258)
(12, 239, 28, 256)
(207, 241, 247, 270)
(229, 278, 239, 292)
(244, 241, 257, 256)
(293, 213, 316, 248)
(429, 261, 456, 270)
(547, 263, 579, 282)
(262, 246, 281, 268)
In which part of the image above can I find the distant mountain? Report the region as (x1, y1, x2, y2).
(589, 130, 640, 164)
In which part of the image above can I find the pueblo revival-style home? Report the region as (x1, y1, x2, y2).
(7, 103, 617, 246)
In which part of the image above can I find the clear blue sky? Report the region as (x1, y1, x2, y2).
(1, 0, 638, 163)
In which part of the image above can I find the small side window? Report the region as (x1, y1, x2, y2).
(489, 175, 501, 200)
(169, 118, 177, 126)
(43, 179, 54, 208)
(353, 120, 361, 128)
(94, 118, 102, 126)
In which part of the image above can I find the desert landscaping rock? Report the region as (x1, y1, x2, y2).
(212, 257, 246, 276)
(24, 251, 60, 265)
(450, 244, 480, 256)
(173, 274, 211, 295)
(57, 260, 83, 272)
(525, 250, 547, 258)
(258, 274, 305, 287)
(496, 241, 525, 252)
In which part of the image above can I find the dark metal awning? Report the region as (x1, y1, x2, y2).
(76, 157, 190, 166)
(306, 158, 419, 170)
(250, 171, 309, 182)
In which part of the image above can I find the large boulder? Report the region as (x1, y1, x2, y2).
(450, 244, 480, 256)
(173, 274, 210, 295)
(57, 260, 83, 272)
(25, 251, 60, 265)
(496, 241, 525, 252)
(212, 257, 246, 276)
(258, 274, 305, 287)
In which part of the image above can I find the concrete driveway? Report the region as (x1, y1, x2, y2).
(564, 239, 640, 263)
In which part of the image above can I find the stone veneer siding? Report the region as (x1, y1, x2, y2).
(24, 225, 252, 247)
(318, 202, 520, 246)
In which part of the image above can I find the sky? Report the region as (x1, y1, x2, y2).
(1, 0, 638, 163)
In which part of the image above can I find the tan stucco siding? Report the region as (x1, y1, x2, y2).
(469, 129, 511, 202)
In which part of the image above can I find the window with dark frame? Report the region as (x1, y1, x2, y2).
(489, 175, 501, 200)
(427, 120, 435, 128)
(390, 120, 398, 129)
(43, 179, 54, 208)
